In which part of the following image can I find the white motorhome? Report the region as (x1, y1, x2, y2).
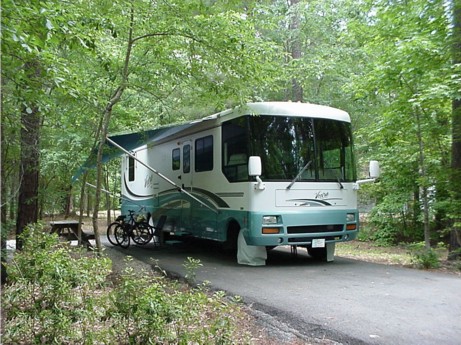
(109, 102, 379, 265)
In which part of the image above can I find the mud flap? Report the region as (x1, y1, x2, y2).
(237, 231, 267, 266)
(326, 242, 335, 262)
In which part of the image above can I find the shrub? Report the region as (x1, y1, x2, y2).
(408, 242, 441, 269)
(2, 223, 252, 344)
(2, 223, 112, 343)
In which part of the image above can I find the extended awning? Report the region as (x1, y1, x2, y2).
(72, 122, 194, 181)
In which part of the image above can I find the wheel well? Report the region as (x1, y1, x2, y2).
(227, 219, 241, 239)
(223, 219, 240, 253)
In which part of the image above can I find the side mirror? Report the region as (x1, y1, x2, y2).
(248, 156, 262, 176)
(369, 160, 380, 179)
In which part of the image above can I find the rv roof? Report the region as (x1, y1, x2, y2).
(109, 102, 350, 150)
(242, 102, 350, 122)
(191, 102, 350, 123)
(73, 102, 352, 180)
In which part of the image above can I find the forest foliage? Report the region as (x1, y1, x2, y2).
(1, 0, 460, 253)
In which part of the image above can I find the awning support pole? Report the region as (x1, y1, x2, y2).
(105, 136, 218, 214)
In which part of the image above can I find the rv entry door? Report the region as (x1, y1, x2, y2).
(181, 141, 192, 190)
(180, 141, 193, 233)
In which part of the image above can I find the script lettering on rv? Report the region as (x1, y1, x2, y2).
(144, 174, 155, 189)
(315, 191, 329, 200)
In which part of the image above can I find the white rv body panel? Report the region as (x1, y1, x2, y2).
(119, 102, 359, 253)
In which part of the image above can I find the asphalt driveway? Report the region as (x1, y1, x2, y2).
(105, 238, 461, 345)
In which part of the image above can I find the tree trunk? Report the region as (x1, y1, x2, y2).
(9, 175, 16, 221)
(63, 184, 73, 218)
(92, 4, 134, 252)
(288, 0, 303, 102)
(104, 170, 112, 225)
(16, 61, 41, 249)
(86, 190, 91, 217)
(414, 111, 431, 248)
(1, 93, 8, 282)
(77, 172, 88, 246)
(1, 107, 7, 225)
(449, 0, 461, 259)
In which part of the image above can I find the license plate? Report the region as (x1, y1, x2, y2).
(312, 239, 325, 248)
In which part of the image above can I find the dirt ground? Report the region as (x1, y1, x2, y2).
(336, 240, 461, 276)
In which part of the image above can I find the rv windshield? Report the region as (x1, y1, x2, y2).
(222, 115, 356, 182)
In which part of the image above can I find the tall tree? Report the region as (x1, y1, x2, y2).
(288, 0, 303, 101)
(449, 0, 461, 259)
(87, 0, 280, 251)
(347, 0, 452, 246)
(2, 0, 108, 242)
(2, 1, 48, 248)
(15, 61, 42, 249)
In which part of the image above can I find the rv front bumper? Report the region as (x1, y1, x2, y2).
(243, 209, 359, 247)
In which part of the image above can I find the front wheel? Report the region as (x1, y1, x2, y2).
(222, 222, 240, 255)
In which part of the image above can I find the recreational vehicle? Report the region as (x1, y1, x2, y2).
(108, 102, 379, 265)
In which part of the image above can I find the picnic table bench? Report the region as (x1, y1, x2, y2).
(50, 220, 95, 248)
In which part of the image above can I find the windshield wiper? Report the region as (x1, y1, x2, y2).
(286, 160, 312, 190)
(337, 176, 344, 189)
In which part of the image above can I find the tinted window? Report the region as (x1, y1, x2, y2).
(195, 136, 213, 172)
(172, 148, 180, 170)
(248, 116, 356, 182)
(222, 118, 249, 182)
(183, 144, 190, 173)
(128, 156, 135, 181)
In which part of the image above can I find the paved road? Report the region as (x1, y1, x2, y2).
(105, 238, 461, 345)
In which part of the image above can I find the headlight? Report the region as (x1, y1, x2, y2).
(262, 215, 279, 224)
(346, 213, 356, 222)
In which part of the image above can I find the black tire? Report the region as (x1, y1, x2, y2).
(131, 223, 153, 245)
(107, 222, 121, 246)
(223, 222, 240, 255)
(115, 224, 130, 249)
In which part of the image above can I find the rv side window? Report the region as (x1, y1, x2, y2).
(128, 156, 135, 181)
(172, 148, 180, 171)
(183, 144, 190, 173)
(222, 117, 248, 182)
(195, 135, 213, 172)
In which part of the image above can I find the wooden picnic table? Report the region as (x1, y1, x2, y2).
(50, 220, 94, 248)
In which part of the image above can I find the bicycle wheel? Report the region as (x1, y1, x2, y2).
(131, 223, 153, 245)
(106, 222, 121, 246)
(115, 223, 130, 249)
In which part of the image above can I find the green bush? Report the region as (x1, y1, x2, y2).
(366, 192, 425, 246)
(408, 242, 441, 269)
(2, 223, 251, 344)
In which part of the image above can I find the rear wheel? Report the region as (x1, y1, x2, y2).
(131, 223, 153, 245)
(106, 222, 121, 246)
(115, 224, 130, 249)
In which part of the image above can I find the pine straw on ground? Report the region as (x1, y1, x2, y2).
(336, 240, 461, 276)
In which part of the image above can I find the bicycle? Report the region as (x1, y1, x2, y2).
(106, 214, 127, 246)
(107, 210, 153, 248)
